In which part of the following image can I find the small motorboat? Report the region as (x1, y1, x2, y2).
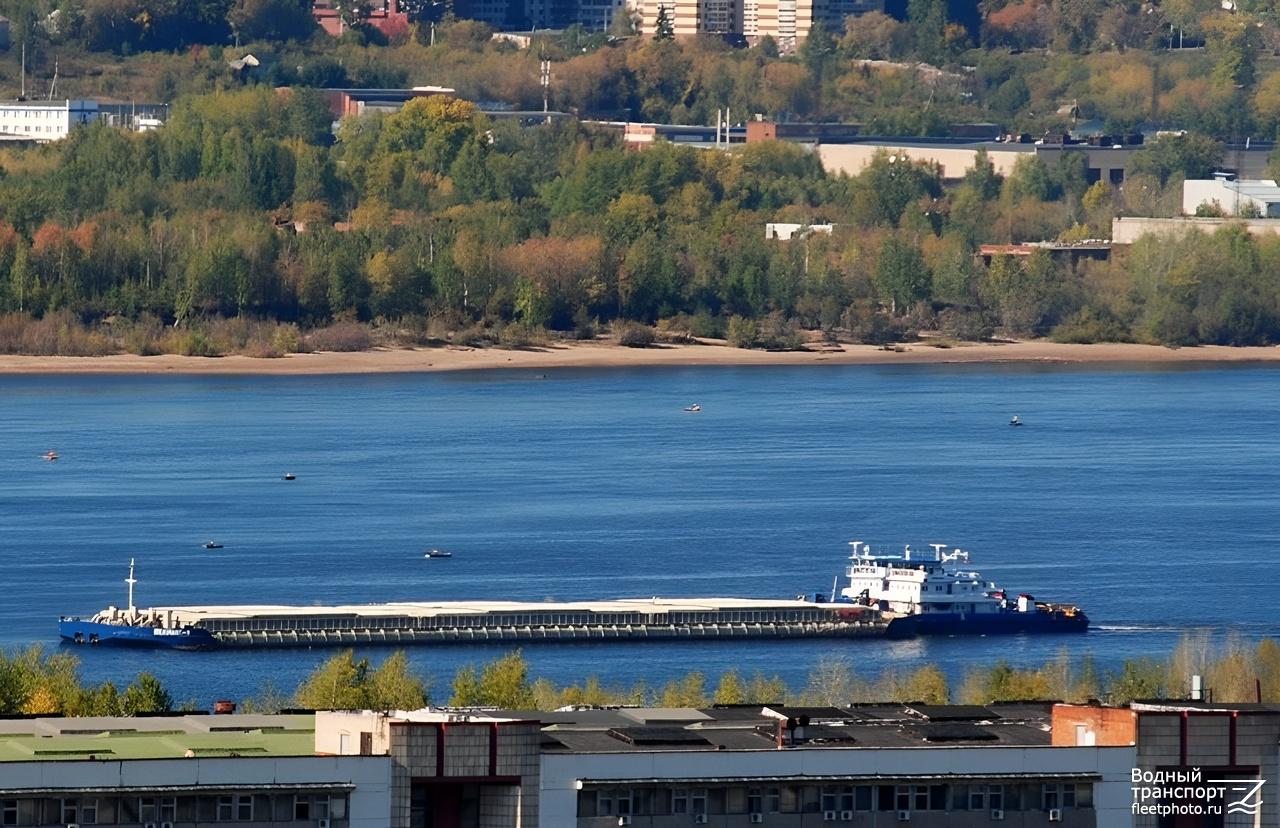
(203, 540, 223, 549)
(283, 473, 296, 480)
(1009, 415, 1023, 426)
(425, 549, 453, 558)
(684, 404, 701, 412)
(43, 450, 58, 461)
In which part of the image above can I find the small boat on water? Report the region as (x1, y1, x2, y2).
(425, 549, 452, 558)
(203, 540, 223, 549)
(684, 404, 701, 412)
(283, 473, 296, 480)
(43, 450, 58, 461)
(1009, 415, 1023, 426)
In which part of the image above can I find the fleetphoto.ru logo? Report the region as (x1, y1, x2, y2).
(1131, 769, 1264, 817)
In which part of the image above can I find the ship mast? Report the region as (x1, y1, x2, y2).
(126, 558, 137, 612)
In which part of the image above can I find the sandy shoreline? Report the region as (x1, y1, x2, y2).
(0, 339, 1277, 375)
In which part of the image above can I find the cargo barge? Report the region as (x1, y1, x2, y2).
(59, 542, 1088, 651)
(59, 562, 889, 650)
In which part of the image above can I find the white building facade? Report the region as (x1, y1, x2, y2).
(1182, 177, 1280, 217)
(0, 100, 97, 142)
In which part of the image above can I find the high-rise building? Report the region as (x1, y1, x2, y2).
(810, 0, 883, 31)
(741, 0, 811, 48)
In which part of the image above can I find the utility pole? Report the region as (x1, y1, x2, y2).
(541, 57, 551, 121)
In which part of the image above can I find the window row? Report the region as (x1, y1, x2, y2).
(1, 793, 345, 826)
(581, 782, 1091, 817)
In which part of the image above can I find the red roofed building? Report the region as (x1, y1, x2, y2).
(313, 0, 410, 40)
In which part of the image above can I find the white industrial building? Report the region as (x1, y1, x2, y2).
(0, 100, 98, 142)
(1183, 175, 1280, 218)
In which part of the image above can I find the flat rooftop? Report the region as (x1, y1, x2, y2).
(0, 714, 314, 762)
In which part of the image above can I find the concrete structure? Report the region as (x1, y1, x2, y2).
(809, 0, 882, 31)
(0, 704, 1143, 827)
(540, 702, 1136, 826)
(313, 0, 410, 39)
(1112, 216, 1280, 243)
(639, 0, 817, 42)
(1129, 702, 1280, 828)
(745, 120, 861, 145)
(820, 139, 1138, 185)
(1183, 177, 1280, 218)
(0, 714, 389, 827)
(317, 710, 543, 827)
(977, 243, 1113, 268)
(766, 222, 835, 240)
(0, 100, 96, 142)
(1052, 704, 1137, 747)
(320, 87, 456, 118)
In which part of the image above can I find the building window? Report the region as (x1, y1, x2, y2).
(894, 785, 942, 811)
(747, 788, 763, 814)
(955, 784, 1003, 810)
(295, 795, 330, 820)
(217, 795, 252, 821)
(672, 788, 708, 814)
(1043, 783, 1075, 810)
(597, 790, 636, 816)
(2, 800, 16, 826)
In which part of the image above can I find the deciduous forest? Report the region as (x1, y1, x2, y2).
(0, 0, 1279, 352)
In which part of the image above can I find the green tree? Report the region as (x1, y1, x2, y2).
(294, 650, 371, 710)
(366, 651, 431, 711)
(714, 670, 745, 704)
(874, 234, 931, 313)
(450, 651, 538, 708)
(1127, 135, 1226, 187)
(653, 5, 674, 40)
(122, 673, 174, 715)
(658, 671, 709, 707)
(1108, 657, 1166, 704)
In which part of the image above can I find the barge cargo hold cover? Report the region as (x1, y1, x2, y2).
(61, 596, 891, 650)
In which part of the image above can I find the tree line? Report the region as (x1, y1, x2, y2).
(5, 633, 1273, 718)
(0, 85, 1276, 354)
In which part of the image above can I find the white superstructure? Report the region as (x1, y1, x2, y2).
(840, 541, 1008, 616)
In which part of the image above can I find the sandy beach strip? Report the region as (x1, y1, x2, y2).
(0, 340, 1277, 375)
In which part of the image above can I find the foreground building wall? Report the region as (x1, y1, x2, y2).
(542, 744, 1136, 826)
(318, 710, 543, 828)
(0, 755, 390, 828)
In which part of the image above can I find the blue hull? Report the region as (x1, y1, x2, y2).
(887, 611, 1089, 637)
(59, 619, 218, 650)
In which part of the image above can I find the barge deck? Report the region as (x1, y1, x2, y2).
(62, 596, 893, 650)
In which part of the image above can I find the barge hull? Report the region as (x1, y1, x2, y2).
(210, 619, 888, 648)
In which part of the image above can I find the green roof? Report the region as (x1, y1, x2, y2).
(0, 715, 315, 762)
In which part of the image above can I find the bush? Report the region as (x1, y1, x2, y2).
(937, 308, 995, 342)
(726, 316, 758, 348)
(176, 330, 221, 357)
(271, 325, 301, 354)
(306, 323, 373, 352)
(499, 322, 543, 348)
(615, 321, 656, 347)
(1049, 308, 1131, 344)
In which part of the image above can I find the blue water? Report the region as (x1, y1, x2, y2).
(1, 362, 1277, 706)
